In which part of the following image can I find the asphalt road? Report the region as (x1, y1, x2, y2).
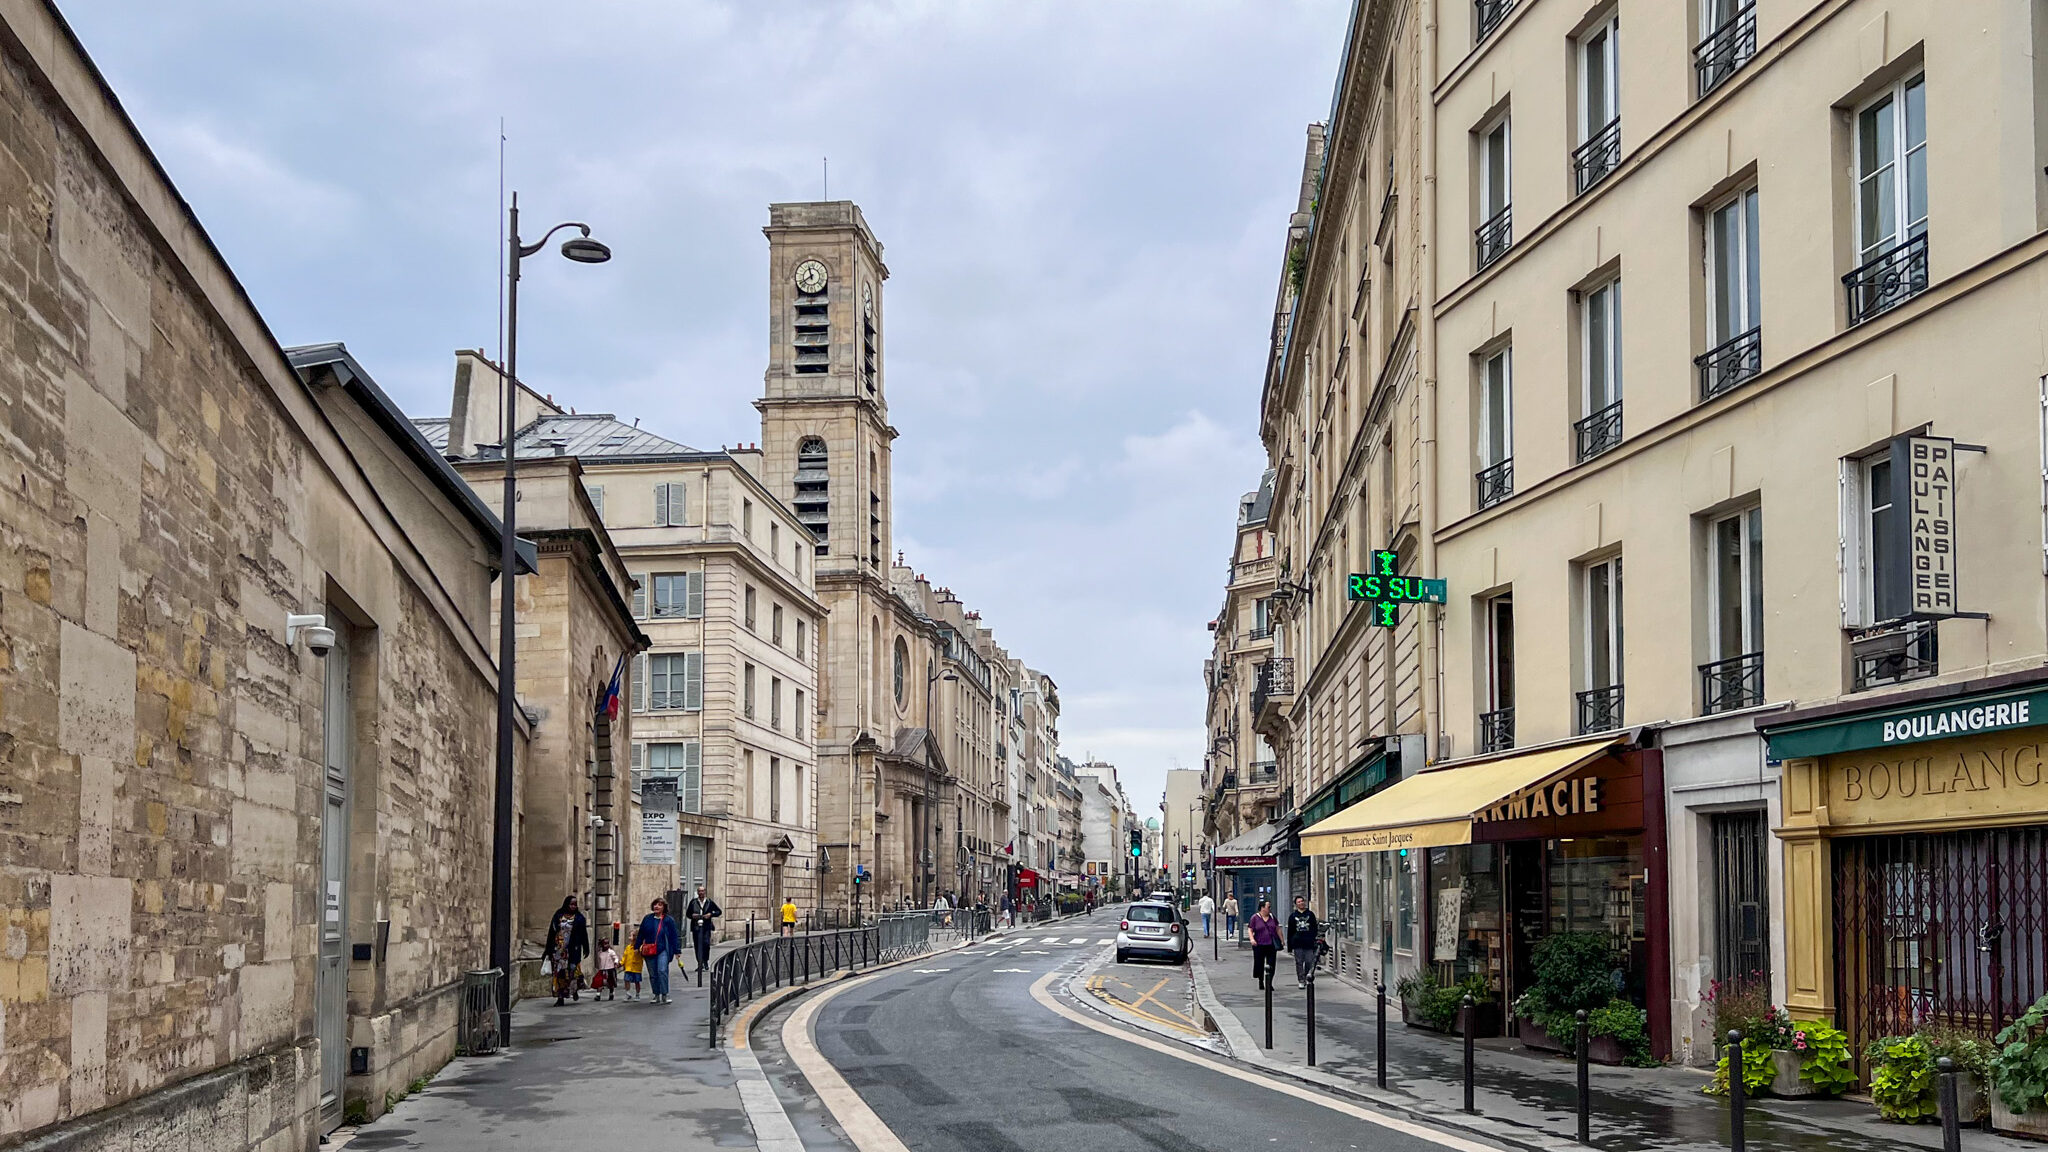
(788, 909, 1499, 1152)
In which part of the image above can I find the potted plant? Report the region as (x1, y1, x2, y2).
(1513, 932, 1621, 1057)
(1921, 1028, 1995, 1124)
(1992, 993, 2048, 1137)
(1867, 1035, 1943, 1122)
(1398, 971, 1498, 1035)
(1769, 1018, 1853, 1098)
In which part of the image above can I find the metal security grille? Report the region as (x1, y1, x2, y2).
(1834, 826, 2048, 1068)
(1711, 811, 1769, 989)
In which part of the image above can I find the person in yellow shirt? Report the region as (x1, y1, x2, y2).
(620, 927, 645, 1000)
(780, 898, 798, 938)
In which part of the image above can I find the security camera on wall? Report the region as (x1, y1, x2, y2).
(286, 614, 335, 659)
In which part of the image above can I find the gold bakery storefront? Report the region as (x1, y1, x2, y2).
(1764, 678, 2048, 1060)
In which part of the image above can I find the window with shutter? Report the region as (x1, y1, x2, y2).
(687, 571, 704, 618)
(632, 582, 647, 619)
(631, 742, 644, 791)
(632, 653, 648, 711)
(682, 741, 702, 813)
(684, 652, 704, 711)
(584, 482, 605, 520)
(654, 483, 668, 526)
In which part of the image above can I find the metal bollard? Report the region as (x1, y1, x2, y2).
(1938, 1056, 1962, 1152)
(1728, 1030, 1746, 1152)
(1376, 982, 1388, 1089)
(1306, 971, 1317, 1067)
(1576, 1009, 1590, 1145)
(1462, 993, 1477, 1114)
(1264, 970, 1274, 1050)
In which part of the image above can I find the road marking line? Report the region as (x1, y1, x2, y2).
(1028, 972, 1500, 1152)
(993, 968, 1030, 973)
(784, 983, 913, 1152)
(1021, 949, 1049, 955)
(1040, 937, 1062, 943)
(1097, 938, 1112, 944)
(911, 968, 951, 973)
(1068, 937, 1088, 944)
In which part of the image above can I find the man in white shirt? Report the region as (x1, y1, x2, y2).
(1198, 892, 1216, 938)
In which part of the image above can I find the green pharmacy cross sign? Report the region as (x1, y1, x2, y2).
(1347, 550, 1447, 628)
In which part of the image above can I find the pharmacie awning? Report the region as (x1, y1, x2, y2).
(1300, 736, 1622, 855)
(1212, 822, 1279, 868)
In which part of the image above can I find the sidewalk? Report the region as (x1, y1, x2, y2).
(1189, 941, 2036, 1152)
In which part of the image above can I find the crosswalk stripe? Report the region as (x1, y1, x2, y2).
(1040, 937, 1061, 944)
(1068, 938, 1088, 944)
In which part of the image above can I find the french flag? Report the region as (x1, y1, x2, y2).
(597, 654, 626, 720)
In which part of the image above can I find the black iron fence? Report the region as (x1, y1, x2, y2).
(1844, 234, 1930, 326)
(708, 913, 934, 1047)
(1573, 400, 1623, 462)
(1696, 326, 1762, 401)
(1699, 651, 1764, 714)
(1694, 3, 1757, 96)
(1572, 118, 1622, 195)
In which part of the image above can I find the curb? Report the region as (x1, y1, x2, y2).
(1059, 948, 1225, 1053)
(1187, 958, 1581, 1152)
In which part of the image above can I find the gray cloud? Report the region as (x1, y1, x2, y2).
(66, 0, 1349, 807)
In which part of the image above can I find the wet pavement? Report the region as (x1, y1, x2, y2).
(1191, 942, 2038, 1152)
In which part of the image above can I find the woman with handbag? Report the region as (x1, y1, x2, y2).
(543, 896, 590, 1006)
(635, 897, 682, 1005)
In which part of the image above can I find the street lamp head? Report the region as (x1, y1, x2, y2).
(560, 236, 611, 264)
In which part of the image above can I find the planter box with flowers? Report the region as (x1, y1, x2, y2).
(1866, 1032, 1995, 1125)
(1706, 1008, 1850, 1099)
(1993, 993, 2048, 1138)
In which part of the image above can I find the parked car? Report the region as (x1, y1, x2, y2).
(1115, 902, 1189, 964)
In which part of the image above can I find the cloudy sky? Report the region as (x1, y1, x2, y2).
(68, 0, 1350, 810)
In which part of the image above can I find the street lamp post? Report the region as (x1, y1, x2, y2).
(490, 193, 611, 1043)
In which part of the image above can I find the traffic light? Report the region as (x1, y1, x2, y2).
(1129, 828, 1143, 858)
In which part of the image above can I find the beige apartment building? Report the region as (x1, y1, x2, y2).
(1234, 0, 2048, 1074)
(426, 353, 825, 936)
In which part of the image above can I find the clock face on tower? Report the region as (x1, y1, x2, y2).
(862, 282, 874, 319)
(794, 259, 828, 295)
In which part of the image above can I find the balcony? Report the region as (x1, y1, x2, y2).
(1572, 118, 1622, 196)
(1694, 4, 1757, 98)
(1248, 623, 1275, 641)
(1246, 760, 1279, 785)
(1475, 205, 1513, 270)
(1695, 326, 1762, 402)
(1851, 620, 1938, 692)
(1479, 707, 1515, 754)
(1251, 658, 1296, 731)
(1843, 234, 1929, 326)
(1474, 0, 1515, 43)
(1476, 458, 1514, 510)
(1574, 400, 1623, 463)
(1575, 684, 1625, 735)
(1699, 651, 1764, 714)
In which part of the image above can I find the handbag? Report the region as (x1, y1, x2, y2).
(640, 941, 658, 957)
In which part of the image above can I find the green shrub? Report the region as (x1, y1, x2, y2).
(1867, 1035, 1941, 1122)
(1529, 932, 1619, 1015)
(1705, 1034, 1776, 1096)
(1993, 993, 2048, 1116)
(1587, 1000, 1656, 1067)
(1398, 971, 1491, 1031)
(1791, 1021, 1854, 1094)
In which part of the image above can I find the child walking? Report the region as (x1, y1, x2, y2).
(620, 928, 645, 1000)
(594, 938, 620, 1001)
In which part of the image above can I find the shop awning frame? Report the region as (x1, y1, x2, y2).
(1300, 736, 1623, 855)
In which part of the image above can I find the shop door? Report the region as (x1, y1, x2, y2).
(1505, 840, 1546, 1002)
(317, 625, 350, 1132)
(1710, 811, 1770, 990)
(1834, 827, 2048, 1065)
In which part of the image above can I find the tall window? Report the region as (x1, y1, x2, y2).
(1702, 187, 1762, 399)
(642, 653, 702, 712)
(796, 620, 807, 663)
(892, 638, 908, 709)
(1848, 74, 1929, 322)
(1577, 279, 1622, 461)
(648, 741, 702, 814)
(1477, 116, 1513, 268)
(1695, 0, 1757, 96)
(1477, 347, 1514, 508)
(744, 663, 757, 720)
(651, 572, 703, 619)
(1574, 13, 1621, 193)
(1851, 453, 1907, 624)
(583, 482, 605, 521)
(770, 676, 783, 730)
(744, 585, 757, 631)
(795, 688, 807, 740)
(772, 604, 784, 646)
(1482, 594, 1515, 752)
(795, 438, 829, 554)
(770, 756, 783, 823)
(770, 522, 779, 559)
(1579, 557, 1624, 732)
(742, 750, 755, 817)
(653, 481, 688, 527)
(1703, 507, 1764, 712)
(742, 499, 754, 538)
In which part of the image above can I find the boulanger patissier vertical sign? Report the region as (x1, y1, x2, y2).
(1900, 435, 1957, 618)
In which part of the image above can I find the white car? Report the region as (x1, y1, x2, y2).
(1115, 901, 1189, 964)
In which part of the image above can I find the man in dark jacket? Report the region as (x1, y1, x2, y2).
(685, 885, 722, 974)
(1286, 895, 1321, 988)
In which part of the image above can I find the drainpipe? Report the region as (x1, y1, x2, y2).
(1419, 0, 1444, 766)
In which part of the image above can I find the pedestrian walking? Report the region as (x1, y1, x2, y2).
(1286, 895, 1321, 988)
(543, 896, 590, 1006)
(1198, 892, 1216, 938)
(620, 928, 645, 999)
(1248, 900, 1281, 989)
(636, 898, 682, 1005)
(1000, 892, 1014, 928)
(593, 938, 619, 1001)
(685, 884, 722, 974)
(779, 896, 798, 938)
(1223, 894, 1240, 939)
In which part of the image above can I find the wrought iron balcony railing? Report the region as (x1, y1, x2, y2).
(1576, 684, 1625, 735)
(1476, 457, 1514, 510)
(1475, 205, 1513, 270)
(1574, 400, 1624, 462)
(1248, 624, 1275, 641)
(1479, 708, 1515, 754)
(1251, 657, 1296, 717)
(1851, 620, 1938, 692)
(1475, 0, 1516, 43)
(1246, 761, 1279, 784)
(1699, 651, 1764, 714)
(1573, 118, 1622, 195)
(1696, 326, 1762, 402)
(1843, 234, 1929, 326)
(1694, 4, 1757, 97)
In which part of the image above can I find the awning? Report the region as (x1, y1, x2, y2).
(1301, 736, 1622, 855)
(1212, 822, 1278, 868)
